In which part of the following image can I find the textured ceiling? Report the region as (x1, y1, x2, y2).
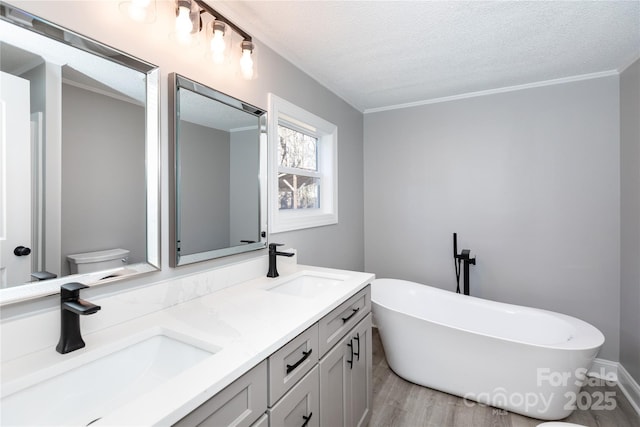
(214, 0, 640, 112)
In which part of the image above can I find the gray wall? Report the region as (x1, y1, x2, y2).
(259, 50, 365, 271)
(230, 129, 260, 245)
(61, 83, 146, 275)
(179, 121, 230, 254)
(364, 76, 621, 360)
(620, 58, 640, 382)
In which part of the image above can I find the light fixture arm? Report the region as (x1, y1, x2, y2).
(194, 0, 252, 42)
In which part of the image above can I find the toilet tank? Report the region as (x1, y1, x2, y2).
(67, 248, 130, 274)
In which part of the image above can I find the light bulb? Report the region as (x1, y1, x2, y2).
(240, 41, 254, 80)
(175, 5, 193, 40)
(210, 23, 226, 64)
(129, 0, 151, 21)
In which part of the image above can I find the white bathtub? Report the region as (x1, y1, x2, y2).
(371, 278, 605, 420)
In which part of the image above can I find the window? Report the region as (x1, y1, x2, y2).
(269, 94, 337, 233)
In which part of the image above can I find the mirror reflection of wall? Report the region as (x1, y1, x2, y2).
(0, 3, 159, 296)
(61, 81, 146, 276)
(179, 121, 231, 254)
(171, 74, 266, 266)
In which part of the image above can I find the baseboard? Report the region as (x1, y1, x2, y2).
(589, 358, 619, 382)
(589, 358, 640, 417)
(618, 363, 640, 416)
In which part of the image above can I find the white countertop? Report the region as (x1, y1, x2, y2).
(1, 264, 374, 426)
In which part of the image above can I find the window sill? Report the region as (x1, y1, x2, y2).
(270, 211, 338, 234)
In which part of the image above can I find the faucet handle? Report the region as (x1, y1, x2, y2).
(269, 243, 285, 250)
(60, 282, 89, 299)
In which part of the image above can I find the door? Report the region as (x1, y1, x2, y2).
(0, 71, 32, 287)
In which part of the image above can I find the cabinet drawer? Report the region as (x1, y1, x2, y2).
(269, 366, 319, 427)
(268, 324, 319, 406)
(174, 360, 267, 427)
(318, 285, 370, 357)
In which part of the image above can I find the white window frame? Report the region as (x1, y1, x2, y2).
(268, 94, 338, 233)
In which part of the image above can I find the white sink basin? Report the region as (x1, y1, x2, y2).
(268, 273, 345, 297)
(1, 330, 218, 426)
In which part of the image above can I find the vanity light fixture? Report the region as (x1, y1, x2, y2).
(177, 0, 256, 79)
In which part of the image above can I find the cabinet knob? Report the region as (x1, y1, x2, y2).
(14, 246, 31, 256)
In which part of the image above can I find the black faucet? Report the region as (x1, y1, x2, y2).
(56, 282, 101, 354)
(453, 233, 476, 296)
(267, 243, 295, 278)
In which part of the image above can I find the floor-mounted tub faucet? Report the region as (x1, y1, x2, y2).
(453, 233, 476, 295)
(56, 282, 101, 354)
(267, 243, 294, 278)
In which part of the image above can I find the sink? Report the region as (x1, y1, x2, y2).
(268, 273, 346, 298)
(1, 330, 218, 426)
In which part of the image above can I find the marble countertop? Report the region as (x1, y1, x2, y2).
(1, 264, 374, 426)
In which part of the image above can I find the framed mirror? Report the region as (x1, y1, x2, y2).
(170, 73, 267, 266)
(0, 2, 160, 304)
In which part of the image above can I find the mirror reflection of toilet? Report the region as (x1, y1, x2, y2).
(66, 248, 129, 274)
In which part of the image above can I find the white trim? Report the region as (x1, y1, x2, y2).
(588, 358, 640, 417)
(364, 70, 620, 114)
(618, 363, 640, 417)
(268, 94, 338, 234)
(589, 358, 619, 382)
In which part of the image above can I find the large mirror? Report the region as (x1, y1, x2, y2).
(0, 2, 160, 304)
(170, 73, 266, 266)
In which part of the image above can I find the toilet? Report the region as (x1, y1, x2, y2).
(67, 248, 130, 274)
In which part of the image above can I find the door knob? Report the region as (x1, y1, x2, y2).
(14, 246, 31, 256)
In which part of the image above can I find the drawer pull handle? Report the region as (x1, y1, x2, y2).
(353, 332, 360, 361)
(286, 349, 312, 374)
(301, 412, 313, 427)
(341, 307, 360, 323)
(347, 340, 354, 369)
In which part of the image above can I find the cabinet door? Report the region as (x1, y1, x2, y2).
(319, 313, 372, 427)
(349, 314, 372, 427)
(318, 332, 349, 427)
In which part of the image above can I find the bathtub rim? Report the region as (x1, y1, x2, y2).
(371, 278, 605, 352)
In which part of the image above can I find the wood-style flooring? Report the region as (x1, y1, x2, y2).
(370, 328, 640, 427)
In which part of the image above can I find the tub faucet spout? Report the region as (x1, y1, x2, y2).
(56, 282, 101, 354)
(453, 233, 476, 295)
(267, 243, 294, 278)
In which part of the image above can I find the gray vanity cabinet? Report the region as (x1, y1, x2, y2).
(319, 314, 372, 427)
(174, 285, 371, 427)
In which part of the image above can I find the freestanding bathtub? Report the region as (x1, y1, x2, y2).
(371, 278, 605, 420)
